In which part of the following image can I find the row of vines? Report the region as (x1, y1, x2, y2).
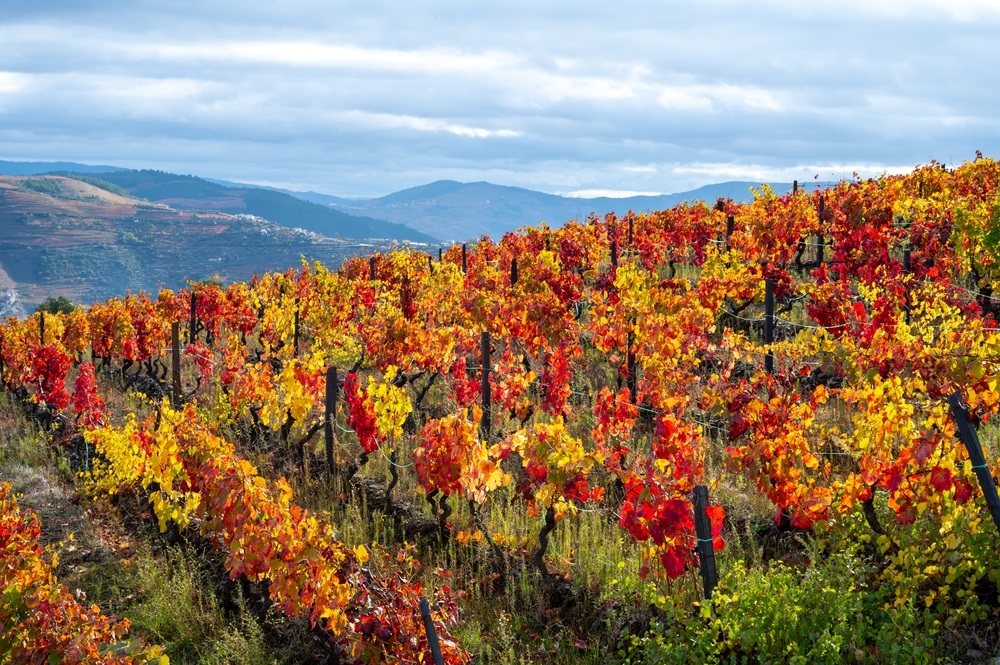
(3, 158, 1000, 662)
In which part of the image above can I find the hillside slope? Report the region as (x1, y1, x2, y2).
(84, 170, 437, 243)
(0, 175, 384, 306)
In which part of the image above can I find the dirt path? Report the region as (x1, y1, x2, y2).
(0, 401, 142, 609)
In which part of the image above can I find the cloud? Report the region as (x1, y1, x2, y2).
(670, 162, 919, 186)
(656, 84, 783, 113)
(337, 111, 522, 139)
(142, 41, 524, 77)
(623, 165, 657, 174)
(0, 3, 997, 198)
(833, 0, 1000, 20)
(0, 72, 28, 94)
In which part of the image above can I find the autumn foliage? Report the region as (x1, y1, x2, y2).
(2, 156, 1000, 659)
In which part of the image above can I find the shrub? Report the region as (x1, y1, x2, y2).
(21, 177, 63, 197)
(624, 549, 939, 664)
(35, 296, 76, 315)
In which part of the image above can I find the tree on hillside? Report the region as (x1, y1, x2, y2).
(21, 178, 63, 197)
(35, 296, 77, 315)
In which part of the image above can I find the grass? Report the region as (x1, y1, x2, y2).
(0, 392, 312, 664)
(126, 546, 277, 665)
(243, 338, 1000, 664)
(4, 303, 1000, 664)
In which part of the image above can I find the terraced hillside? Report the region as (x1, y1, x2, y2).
(79, 169, 438, 244)
(0, 175, 385, 307)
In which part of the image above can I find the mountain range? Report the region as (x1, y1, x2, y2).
(0, 159, 823, 310)
(325, 179, 815, 242)
(1, 160, 813, 243)
(51, 169, 437, 244)
(0, 173, 398, 307)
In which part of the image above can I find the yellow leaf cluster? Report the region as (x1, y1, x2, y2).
(367, 367, 413, 440)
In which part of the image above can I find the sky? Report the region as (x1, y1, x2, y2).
(1, 1, 998, 199)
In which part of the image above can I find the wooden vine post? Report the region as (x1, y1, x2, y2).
(325, 366, 338, 480)
(626, 329, 637, 405)
(949, 392, 1000, 532)
(619, 231, 635, 402)
(480, 331, 491, 440)
(419, 597, 445, 665)
(693, 485, 719, 599)
(725, 215, 735, 250)
(189, 292, 197, 342)
(764, 278, 775, 374)
(38, 311, 45, 344)
(369, 256, 376, 282)
(171, 322, 182, 406)
(902, 249, 912, 324)
(462, 243, 468, 274)
(292, 298, 300, 357)
(816, 196, 825, 266)
(510, 257, 518, 286)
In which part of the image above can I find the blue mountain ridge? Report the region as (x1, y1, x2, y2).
(0, 160, 831, 243)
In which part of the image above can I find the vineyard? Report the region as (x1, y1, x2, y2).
(2, 157, 1000, 663)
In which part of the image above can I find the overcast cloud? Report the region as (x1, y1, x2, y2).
(1, 1, 997, 197)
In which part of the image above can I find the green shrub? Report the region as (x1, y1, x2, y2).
(623, 549, 939, 665)
(21, 177, 63, 197)
(35, 296, 77, 315)
(68, 174, 132, 198)
(619, 595, 720, 665)
(711, 556, 865, 664)
(128, 546, 273, 664)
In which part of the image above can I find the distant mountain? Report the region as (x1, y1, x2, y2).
(82, 170, 437, 243)
(280, 190, 362, 207)
(198, 175, 831, 243)
(0, 159, 125, 176)
(204, 178, 360, 208)
(0, 174, 401, 307)
(0, 158, 831, 244)
(329, 180, 824, 242)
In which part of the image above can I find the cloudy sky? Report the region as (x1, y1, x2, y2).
(1, 1, 997, 198)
